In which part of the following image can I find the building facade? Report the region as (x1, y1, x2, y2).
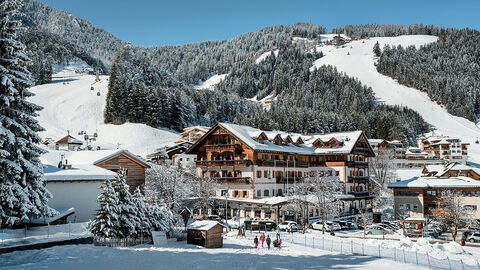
(419, 135, 469, 164)
(389, 163, 480, 221)
(187, 123, 376, 220)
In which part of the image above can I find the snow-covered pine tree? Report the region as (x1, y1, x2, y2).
(373, 41, 381, 57)
(111, 169, 138, 238)
(131, 187, 151, 237)
(0, 0, 54, 228)
(89, 178, 119, 238)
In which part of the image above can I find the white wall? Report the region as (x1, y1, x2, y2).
(46, 181, 103, 223)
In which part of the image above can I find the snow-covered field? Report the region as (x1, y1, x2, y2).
(194, 73, 228, 90)
(312, 35, 480, 164)
(0, 232, 428, 270)
(29, 64, 179, 157)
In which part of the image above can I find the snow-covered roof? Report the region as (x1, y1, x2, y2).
(187, 220, 223, 230)
(423, 163, 480, 177)
(43, 164, 117, 181)
(56, 135, 83, 145)
(388, 176, 480, 189)
(27, 207, 76, 225)
(217, 123, 366, 155)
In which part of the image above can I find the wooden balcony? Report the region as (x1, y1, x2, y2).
(346, 160, 368, 167)
(257, 160, 309, 168)
(347, 176, 369, 183)
(214, 177, 251, 185)
(197, 160, 252, 167)
(205, 143, 242, 152)
(348, 191, 371, 197)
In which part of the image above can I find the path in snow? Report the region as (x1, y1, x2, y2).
(312, 35, 480, 163)
(29, 68, 179, 157)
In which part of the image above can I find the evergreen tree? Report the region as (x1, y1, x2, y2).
(89, 178, 119, 238)
(111, 169, 139, 238)
(373, 41, 381, 57)
(0, 0, 54, 228)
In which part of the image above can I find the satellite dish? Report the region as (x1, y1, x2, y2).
(84, 134, 89, 140)
(90, 86, 94, 91)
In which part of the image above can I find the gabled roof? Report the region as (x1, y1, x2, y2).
(41, 149, 150, 169)
(187, 122, 372, 156)
(56, 135, 83, 145)
(187, 220, 225, 230)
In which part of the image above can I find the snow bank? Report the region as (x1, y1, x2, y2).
(312, 35, 480, 163)
(194, 73, 228, 90)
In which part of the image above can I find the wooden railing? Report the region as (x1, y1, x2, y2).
(257, 160, 309, 168)
(214, 177, 251, 184)
(196, 160, 252, 167)
(347, 176, 369, 183)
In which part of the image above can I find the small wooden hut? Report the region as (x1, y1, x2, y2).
(187, 220, 224, 248)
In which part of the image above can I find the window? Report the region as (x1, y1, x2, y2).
(477, 191, 480, 197)
(257, 190, 261, 197)
(413, 204, 418, 211)
(264, 211, 271, 219)
(464, 191, 469, 197)
(335, 170, 339, 176)
(242, 191, 248, 198)
(257, 171, 262, 178)
(427, 190, 436, 197)
(264, 190, 269, 197)
(186, 158, 190, 161)
(264, 171, 268, 178)
(399, 204, 404, 210)
(255, 210, 261, 218)
(406, 204, 411, 211)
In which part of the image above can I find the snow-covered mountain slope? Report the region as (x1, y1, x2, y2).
(312, 35, 480, 164)
(29, 64, 179, 157)
(194, 73, 228, 90)
(255, 50, 279, 64)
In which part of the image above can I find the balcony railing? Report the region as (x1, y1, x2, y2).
(197, 160, 252, 167)
(348, 191, 371, 197)
(257, 160, 309, 168)
(347, 176, 369, 183)
(214, 177, 251, 184)
(346, 160, 368, 167)
(205, 143, 242, 151)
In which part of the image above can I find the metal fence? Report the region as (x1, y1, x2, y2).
(93, 236, 152, 247)
(291, 235, 480, 270)
(0, 222, 90, 247)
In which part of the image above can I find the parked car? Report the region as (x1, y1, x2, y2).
(346, 221, 358, 229)
(423, 229, 439, 238)
(464, 229, 480, 238)
(367, 225, 393, 235)
(278, 221, 298, 231)
(382, 221, 400, 230)
(425, 224, 442, 235)
(311, 221, 341, 231)
(380, 222, 399, 232)
(207, 215, 221, 221)
(468, 232, 480, 243)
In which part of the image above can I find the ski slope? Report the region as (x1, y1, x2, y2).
(312, 35, 480, 164)
(29, 65, 179, 157)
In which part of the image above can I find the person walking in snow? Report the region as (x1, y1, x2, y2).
(260, 233, 265, 248)
(266, 235, 271, 249)
(254, 236, 259, 248)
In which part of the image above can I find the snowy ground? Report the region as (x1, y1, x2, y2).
(194, 73, 228, 90)
(0, 232, 427, 270)
(312, 35, 480, 164)
(29, 63, 179, 157)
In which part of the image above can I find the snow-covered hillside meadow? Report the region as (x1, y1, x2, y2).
(312, 35, 480, 164)
(194, 73, 228, 90)
(29, 63, 179, 157)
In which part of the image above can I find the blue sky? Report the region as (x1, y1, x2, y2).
(38, 0, 480, 46)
